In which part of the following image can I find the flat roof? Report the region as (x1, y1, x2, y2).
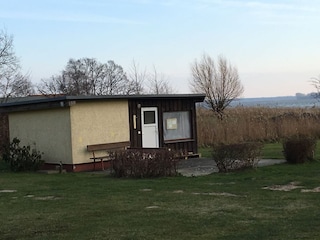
(0, 94, 205, 112)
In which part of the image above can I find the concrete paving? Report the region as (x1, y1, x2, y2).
(177, 158, 287, 177)
(257, 159, 287, 167)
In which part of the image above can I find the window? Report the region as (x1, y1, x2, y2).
(163, 111, 191, 141)
(143, 111, 156, 124)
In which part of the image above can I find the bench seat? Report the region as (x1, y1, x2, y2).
(87, 141, 130, 170)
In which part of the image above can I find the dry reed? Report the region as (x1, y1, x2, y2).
(197, 107, 320, 146)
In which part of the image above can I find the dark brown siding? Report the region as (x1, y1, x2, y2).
(0, 113, 9, 154)
(129, 98, 199, 154)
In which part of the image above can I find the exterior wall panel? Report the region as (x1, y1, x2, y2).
(8, 108, 73, 164)
(70, 100, 130, 165)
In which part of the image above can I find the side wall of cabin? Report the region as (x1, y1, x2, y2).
(8, 108, 73, 165)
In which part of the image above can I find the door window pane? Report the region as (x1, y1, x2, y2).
(144, 111, 155, 124)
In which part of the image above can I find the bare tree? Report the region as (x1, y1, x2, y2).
(0, 72, 33, 102)
(126, 59, 145, 95)
(38, 58, 129, 96)
(310, 75, 320, 98)
(37, 75, 67, 96)
(100, 60, 129, 95)
(190, 54, 243, 117)
(147, 66, 173, 94)
(0, 29, 34, 103)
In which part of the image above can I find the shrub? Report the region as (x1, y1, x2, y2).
(2, 138, 44, 172)
(212, 142, 263, 172)
(110, 148, 180, 178)
(282, 135, 317, 164)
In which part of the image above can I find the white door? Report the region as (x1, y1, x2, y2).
(141, 107, 159, 148)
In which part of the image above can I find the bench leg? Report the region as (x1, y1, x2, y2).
(101, 159, 104, 171)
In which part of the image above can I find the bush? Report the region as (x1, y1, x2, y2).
(110, 148, 180, 178)
(2, 138, 44, 172)
(212, 142, 263, 172)
(283, 135, 316, 164)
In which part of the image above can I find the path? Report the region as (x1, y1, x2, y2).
(177, 158, 287, 177)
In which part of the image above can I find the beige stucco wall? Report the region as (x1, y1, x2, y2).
(69, 100, 129, 165)
(8, 108, 73, 164)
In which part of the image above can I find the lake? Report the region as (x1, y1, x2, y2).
(231, 96, 320, 108)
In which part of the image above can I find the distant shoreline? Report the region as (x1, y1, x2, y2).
(231, 95, 319, 108)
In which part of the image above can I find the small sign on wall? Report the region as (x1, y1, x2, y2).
(166, 118, 177, 130)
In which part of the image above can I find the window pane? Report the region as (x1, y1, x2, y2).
(144, 111, 155, 124)
(163, 111, 191, 140)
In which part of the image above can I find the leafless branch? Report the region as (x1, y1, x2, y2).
(37, 58, 129, 96)
(147, 65, 174, 94)
(190, 54, 244, 118)
(0, 29, 34, 102)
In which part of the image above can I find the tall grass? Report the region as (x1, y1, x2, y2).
(197, 107, 320, 146)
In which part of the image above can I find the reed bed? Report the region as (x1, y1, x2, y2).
(197, 107, 320, 146)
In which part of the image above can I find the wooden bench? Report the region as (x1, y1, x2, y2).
(87, 141, 130, 170)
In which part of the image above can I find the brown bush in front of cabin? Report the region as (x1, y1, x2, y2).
(110, 148, 180, 178)
(283, 135, 317, 164)
(212, 142, 263, 173)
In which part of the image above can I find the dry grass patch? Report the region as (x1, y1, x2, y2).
(24, 195, 35, 198)
(0, 189, 17, 193)
(263, 182, 320, 193)
(145, 206, 160, 209)
(262, 181, 304, 191)
(172, 190, 184, 193)
(139, 188, 152, 192)
(301, 187, 320, 193)
(192, 192, 242, 197)
(34, 196, 61, 200)
(284, 200, 311, 211)
(207, 182, 236, 185)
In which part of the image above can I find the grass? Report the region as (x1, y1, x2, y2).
(261, 142, 284, 159)
(1, 161, 320, 239)
(200, 140, 320, 160)
(199, 144, 284, 159)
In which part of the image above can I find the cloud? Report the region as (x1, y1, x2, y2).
(245, 1, 317, 12)
(0, 0, 147, 25)
(192, 0, 318, 11)
(184, 0, 320, 25)
(2, 0, 319, 26)
(0, 11, 146, 25)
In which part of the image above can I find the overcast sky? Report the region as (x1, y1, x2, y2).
(1, 0, 319, 97)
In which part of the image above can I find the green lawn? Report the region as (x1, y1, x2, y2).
(1, 161, 320, 239)
(260, 142, 284, 159)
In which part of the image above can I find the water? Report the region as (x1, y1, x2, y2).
(230, 96, 320, 108)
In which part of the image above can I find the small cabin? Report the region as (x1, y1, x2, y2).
(0, 94, 205, 172)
